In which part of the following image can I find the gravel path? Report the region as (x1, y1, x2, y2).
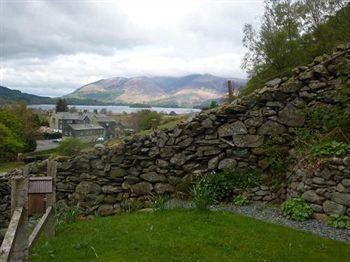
(211, 204, 350, 243)
(164, 199, 350, 243)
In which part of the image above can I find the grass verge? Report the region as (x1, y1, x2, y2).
(0, 161, 25, 172)
(31, 209, 350, 261)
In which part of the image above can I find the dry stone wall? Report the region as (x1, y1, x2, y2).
(1, 44, 350, 238)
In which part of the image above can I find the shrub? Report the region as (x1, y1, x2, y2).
(152, 195, 170, 212)
(327, 215, 350, 229)
(311, 140, 350, 157)
(23, 136, 37, 152)
(191, 181, 214, 210)
(228, 169, 261, 189)
(210, 101, 219, 109)
(282, 198, 313, 221)
(233, 195, 250, 206)
(129, 110, 162, 131)
(191, 169, 261, 209)
(56, 203, 81, 225)
(121, 200, 145, 213)
(57, 138, 85, 156)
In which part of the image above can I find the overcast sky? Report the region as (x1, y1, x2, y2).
(0, 0, 264, 97)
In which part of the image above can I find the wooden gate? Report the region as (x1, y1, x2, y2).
(28, 177, 53, 215)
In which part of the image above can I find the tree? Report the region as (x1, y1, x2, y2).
(55, 98, 68, 112)
(210, 101, 219, 109)
(241, 0, 349, 96)
(57, 138, 85, 156)
(0, 123, 24, 160)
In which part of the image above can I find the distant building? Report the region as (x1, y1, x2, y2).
(66, 123, 104, 141)
(49, 112, 117, 141)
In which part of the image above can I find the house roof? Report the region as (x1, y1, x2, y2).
(68, 123, 104, 131)
(55, 112, 83, 120)
(55, 112, 116, 123)
(87, 114, 116, 123)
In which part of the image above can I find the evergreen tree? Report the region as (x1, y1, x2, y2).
(55, 98, 68, 112)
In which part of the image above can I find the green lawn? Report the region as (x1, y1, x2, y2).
(0, 161, 24, 172)
(31, 210, 350, 261)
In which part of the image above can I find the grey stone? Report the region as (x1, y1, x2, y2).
(97, 204, 115, 216)
(231, 121, 248, 135)
(103, 195, 118, 204)
(244, 117, 263, 128)
(141, 172, 166, 183)
(201, 118, 213, 128)
(278, 103, 305, 127)
(91, 159, 104, 170)
(218, 123, 232, 137)
(342, 179, 350, 187)
(310, 204, 323, 213)
(323, 200, 346, 215)
(280, 79, 302, 93)
(218, 158, 237, 170)
(331, 192, 350, 206)
(266, 78, 281, 86)
(110, 168, 126, 178)
(75, 181, 101, 196)
(170, 153, 187, 166)
(130, 182, 153, 195)
(178, 137, 193, 147)
(302, 190, 323, 204)
(255, 190, 269, 196)
(125, 175, 141, 185)
(102, 185, 122, 194)
(208, 156, 219, 170)
(154, 183, 174, 194)
(257, 120, 286, 135)
(312, 177, 325, 185)
(343, 157, 350, 166)
(232, 135, 263, 148)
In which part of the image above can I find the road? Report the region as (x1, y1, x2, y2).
(35, 140, 59, 152)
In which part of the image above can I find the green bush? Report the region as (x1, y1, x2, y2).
(191, 169, 261, 209)
(327, 215, 350, 229)
(152, 195, 170, 212)
(282, 198, 313, 221)
(57, 138, 85, 156)
(191, 181, 214, 210)
(210, 101, 219, 109)
(56, 203, 81, 225)
(229, 169, 261, 189)
(233, 195, 250, 206)
(311, 140, 350, 157)
(131, 110, 162, 131)
(121, 200, 146, 213)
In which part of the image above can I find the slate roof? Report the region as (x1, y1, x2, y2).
(55, 112, 116, 123)
(68, 123, 104, 131)
(56, 112, 83, 120)
(87, 114, 116, 123)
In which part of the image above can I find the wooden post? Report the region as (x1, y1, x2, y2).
(10, 173, 29, 261)
(228, 80, 234, 103)
(45, 161, 57, 237)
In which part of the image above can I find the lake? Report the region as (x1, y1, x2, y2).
(28, 104, 201, 114)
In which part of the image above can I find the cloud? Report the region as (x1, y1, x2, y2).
(0, 0, 264, 97)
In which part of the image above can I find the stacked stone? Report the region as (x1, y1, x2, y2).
(0, 44, 349, 229)
(0, 176, 10, 236)
(289, 157, 350, 219)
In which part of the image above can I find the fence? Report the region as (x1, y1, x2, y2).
(0, 161, 57, 261)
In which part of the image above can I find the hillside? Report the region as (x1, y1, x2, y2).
(0, 85, 54, 104)
(65, 74, 247, 107)
(0, 85, 115, 106)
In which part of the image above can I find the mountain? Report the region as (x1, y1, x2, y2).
(66, 74, 247, 107)
(0, 85, 54, 104)
(0, 85, 115, 106)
